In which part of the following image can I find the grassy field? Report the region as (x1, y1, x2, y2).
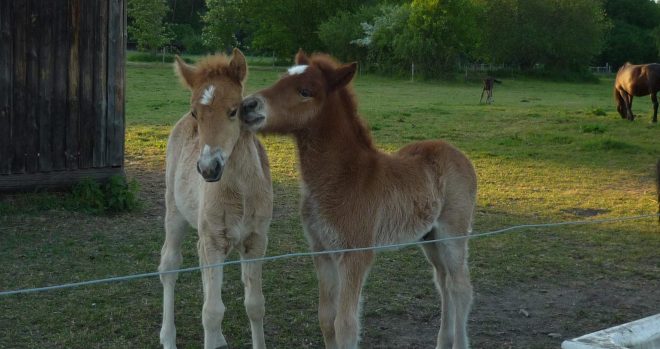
(1, 60, 659, 349)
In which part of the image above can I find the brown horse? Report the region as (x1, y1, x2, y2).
(480, 77, 501, 104)
(241, 51, 477, 349)
(614, 62, 660, 123)
(159, 49, 273, 349)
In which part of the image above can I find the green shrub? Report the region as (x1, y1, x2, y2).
(69, 176, 140, 214)
(104, 175, 140, 213)
(70, 178, 106, 213)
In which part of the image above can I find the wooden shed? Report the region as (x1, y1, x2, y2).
(0, 0, 126, 191)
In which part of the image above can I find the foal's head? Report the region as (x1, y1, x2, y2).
(175, 49, 247, 182)
(241, 50, 357, 132)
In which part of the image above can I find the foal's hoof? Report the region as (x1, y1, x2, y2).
(215, 345, 229, 349)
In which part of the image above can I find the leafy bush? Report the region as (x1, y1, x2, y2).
(104, 176, 141, 213)
(69, 176, 140, 214)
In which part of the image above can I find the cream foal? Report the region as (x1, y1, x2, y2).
(158, 49, 273, 349)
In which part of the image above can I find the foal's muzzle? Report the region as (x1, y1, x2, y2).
(240, 96, 266, 127)
(197, 159, 223, 182)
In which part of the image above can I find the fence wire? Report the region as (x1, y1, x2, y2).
(1, 213, 658, 297)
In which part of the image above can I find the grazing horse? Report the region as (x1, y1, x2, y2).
(241, 51, 477, 349)
(480, 77, 501, 104)
(614, 62, 660, 123)
(159, 49, 273, 349)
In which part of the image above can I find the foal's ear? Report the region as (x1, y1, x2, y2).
(174, 55, 197, 90)
(326, 62, 357, 91)
(229, 48, 247, 83)
(295, 48, 310, 65)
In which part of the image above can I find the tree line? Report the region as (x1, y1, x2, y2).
(128, 0, 660, 77)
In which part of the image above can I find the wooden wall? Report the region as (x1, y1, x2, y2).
(0, 0, 126, 191)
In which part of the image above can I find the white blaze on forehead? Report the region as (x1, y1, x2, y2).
(288, 65, 308, 75)
(200, 85, 216, 105)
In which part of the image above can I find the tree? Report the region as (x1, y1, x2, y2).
(200, 0, 374, 60)
(395, 0, 482, 76)
(599, 0, 660, 66)
(480, 0, 609, 70)
(202, 0, 247, 52)
(318, 6, 381, 63)
(127, 0, 172, 52)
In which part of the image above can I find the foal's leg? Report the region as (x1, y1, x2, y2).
(429, 218, 473, 349)
(421, 230, 453, 349)
(198, 228, 230, 349)
(651, 93, 658, 123)
(334, 251, 374, 349)
(239, 231, 268, 349)
(159, 204, 189, 349)
(312, 253, 339, 349)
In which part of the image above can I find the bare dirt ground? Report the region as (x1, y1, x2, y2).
(126, 165, 660, 349)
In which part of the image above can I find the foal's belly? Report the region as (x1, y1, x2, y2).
(300, 187, 439, 250)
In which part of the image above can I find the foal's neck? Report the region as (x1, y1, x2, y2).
(294, 89, 376, 183)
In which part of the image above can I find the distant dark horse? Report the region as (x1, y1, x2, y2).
(614, 63, 660, 123)
(480, 77, 501, 104)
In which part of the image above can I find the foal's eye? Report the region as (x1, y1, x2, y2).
(299, 88, 312, 98)
(190, 110, 197, 119)
(229, 108, 238, 118)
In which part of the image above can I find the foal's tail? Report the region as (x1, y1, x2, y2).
(614, 85, 626, 119)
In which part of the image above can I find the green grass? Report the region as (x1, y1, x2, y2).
(1, 60, 659, 349)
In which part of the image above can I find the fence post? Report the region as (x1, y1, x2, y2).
(411, 62, 414, 82)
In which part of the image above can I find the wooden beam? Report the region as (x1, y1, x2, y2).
(0, 167, 124, 192)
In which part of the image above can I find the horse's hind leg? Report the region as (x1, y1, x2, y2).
(159, 202, 189, 349)
(423, 217, 473, 349)
(651, 93, 658, 123)
(629, 95, 636, 120)
(239, 230, 268, 349)
(198, 226, 230, 349)
(420, 231, 454, 349)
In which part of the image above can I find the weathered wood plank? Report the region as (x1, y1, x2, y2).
(0, 167, 124, 192)
(52, 0, 69, 171)
(11, 1, 27, 174)
(109, 0, 126, 167)
(25, 0, 41, 174)
(78, 0, 95, 169)
(0, 1, 14, 175)
(107, 0, 124, 167)
(93, 0, 108, 168)
(38, 0, 54, 172)
(66, 0, 81, 170)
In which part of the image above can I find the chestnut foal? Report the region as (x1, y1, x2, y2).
(241, 51, 477, 349)
(159, 49, 273, 349)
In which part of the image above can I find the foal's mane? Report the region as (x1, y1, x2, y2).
(182, 54, 242, 87)
(308, 53, 374, 149)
